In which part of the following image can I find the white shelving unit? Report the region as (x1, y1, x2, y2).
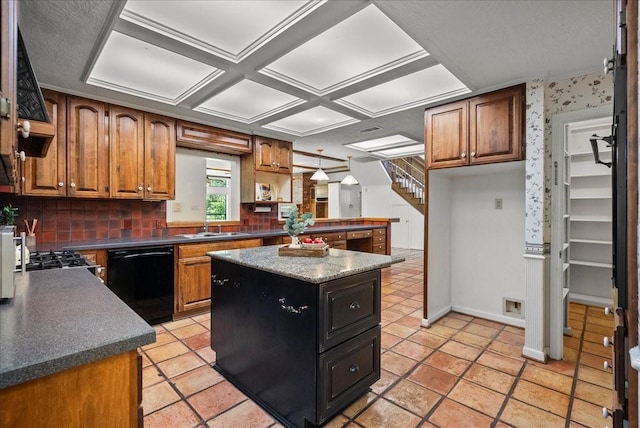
(568, 128, 613, 303)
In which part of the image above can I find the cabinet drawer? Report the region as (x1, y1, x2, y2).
(347, 230, 372, 240)
(372, 235, 385, 244)
(317, 326, 380, 424)
(326, 240, 347, 250)
(178, 238, 262, 258)
(312, 232, 345, 242)
(319, 270, 380, 351)
(372, 228, 385, 237)
(372, 244, 386, 254)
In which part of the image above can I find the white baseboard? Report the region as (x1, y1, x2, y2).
(569, 292, 613, 308)
(422, 305, 451, 327)
(450, 305, 526, 329)
(522, 345, 548, 362)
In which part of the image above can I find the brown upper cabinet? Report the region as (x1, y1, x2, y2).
(176, 120, 252, 155)
(254, 136, 293, 174)
(425, 84, 525, 169)
(110, 106, 175, 200)
(0, 0, 17, 187)
(67, 96, 110, 198)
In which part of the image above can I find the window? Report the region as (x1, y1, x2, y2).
(206, 174, 230, 221)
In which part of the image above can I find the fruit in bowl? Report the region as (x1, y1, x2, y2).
(302, 237, 326, 248)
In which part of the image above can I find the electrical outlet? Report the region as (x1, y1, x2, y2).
(495, 198, 503, 209)
(172, 202, 182, 212)
(503, 298, 524, 318)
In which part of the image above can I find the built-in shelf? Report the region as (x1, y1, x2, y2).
(570, 238, 612, 245)
(571, 172, 611, 178)
(570, 260, 613, 268)
(563, 262, 570, 272)
(570, 216, 612, 222)
(570, 194, 611, 200)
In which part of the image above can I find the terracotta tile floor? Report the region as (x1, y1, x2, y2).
(141, 249, 614, 427)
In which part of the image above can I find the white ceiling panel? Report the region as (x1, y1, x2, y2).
(195, 79, 305, 123)
(121, 0, 323, 62)
(260, 4, 428, 95)
(87, 31, 222, 104)
(344, 135, 415, 152)
(335, 65, 470, 117)
(373, 143, 424, 158)
(263, 106, 359, 136)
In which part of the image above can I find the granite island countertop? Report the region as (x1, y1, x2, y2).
(0, 269, 155, 389)
(208, 245, 403, 284)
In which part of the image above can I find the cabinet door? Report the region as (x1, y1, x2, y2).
(109, 105, 144, 199)
(176, 120, 251, 154)
(177, 256, 212, 313)
(67, 97, 109, 197)
(275, 140, 293, 173)
(144, 113, 175, 200)
(469, 85, 524, 165)
(425, 100, 468, 169)
(21, 89, 66, 196)
(254, 137, 277, 172)
(0, 0, 17, 187)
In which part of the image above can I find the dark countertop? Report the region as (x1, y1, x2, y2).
(0, 269, 155, 389)
(208, 245, 402, 284)
(61, 224, 388, 251)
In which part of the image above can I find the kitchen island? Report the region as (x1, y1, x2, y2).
(208, 245, 396, 428)
(0, 269, 155, 427)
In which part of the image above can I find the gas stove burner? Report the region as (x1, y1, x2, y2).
(26, 250, 92, 271)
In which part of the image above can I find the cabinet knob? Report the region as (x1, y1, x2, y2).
(349, 302, 361, 310)
(70, 181, 76, 188)
(461, 152, 466, 159)
(137, 186, 143, 191)
(602, 407, 612, 418)
(603, 361, 611, 370)
(58, 181, 64, 187)
(349, 364, 359, 373)
(471, 151, 476, 157)
(603, 336, 612, 347)
(604, 307, 612, 316)
(147, 186, 152, 192)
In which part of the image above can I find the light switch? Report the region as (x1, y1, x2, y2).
(172, 202, 182, 212)
(495, 198, 503, 209)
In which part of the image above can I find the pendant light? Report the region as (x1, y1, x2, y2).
(310, 149, 329, 181)
(341, 155, 359, 185)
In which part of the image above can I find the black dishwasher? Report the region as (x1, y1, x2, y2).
(107, 246, 174, 325)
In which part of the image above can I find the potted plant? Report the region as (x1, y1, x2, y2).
(0, 203, 17, 227)
(283, 205, 314, 248)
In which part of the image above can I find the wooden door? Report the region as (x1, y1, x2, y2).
(67, 96, 108, 198)
(276, 140, 292, 173)
(21, 89, 66, 196)
(0, 0, 17, 187)
(425, 100, 468, 169)
(469, 85, 524, 165)
(109, 105, 143, 199)
(144, 113, 175, 200)
(254, 137, 277, 172)
(177, 256, 212, 313)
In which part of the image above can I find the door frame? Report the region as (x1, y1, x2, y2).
(550, 105, 612, 359)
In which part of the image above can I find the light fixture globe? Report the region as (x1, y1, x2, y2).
(311, 149, 329, 181)
(340, 155, 359, 185)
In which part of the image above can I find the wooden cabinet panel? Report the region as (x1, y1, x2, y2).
(144, 113, 175, 200)
(469, 85, 523, 165)
(0, 350, 140, 428)
(176, 120, 251, 154)
(67, 96, 109, 198)
(21, 89, 66, 196)
(78, 249, 107, 284)
(425, 84, 524, 170)
(254, 136, 292, 173)
(425, 100, 468, 169)
(109, 106, 144, 199)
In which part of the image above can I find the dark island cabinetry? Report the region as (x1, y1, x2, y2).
(210, 256, 381, 428)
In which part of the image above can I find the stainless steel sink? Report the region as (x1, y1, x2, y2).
(179, 232, 249, 239)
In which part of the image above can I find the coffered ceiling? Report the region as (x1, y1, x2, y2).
(19, 0, 612, 170)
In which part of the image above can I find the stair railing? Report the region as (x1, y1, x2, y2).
(387, 158, 425, 204)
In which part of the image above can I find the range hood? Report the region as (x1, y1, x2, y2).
(16, 27, 54, 158)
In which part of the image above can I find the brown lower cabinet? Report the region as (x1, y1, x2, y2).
(0, 350, 142, 427)
(175, 238, 262, 316)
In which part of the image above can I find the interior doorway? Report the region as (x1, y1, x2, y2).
(550, 106, 613, 359)
(391, 204, 410, 249)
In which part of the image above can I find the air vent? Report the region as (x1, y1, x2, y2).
(360, 126, 382, 133)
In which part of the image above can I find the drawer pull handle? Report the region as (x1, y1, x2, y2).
(279, 297, 308, 314)
(349, 364, 359, 373)
(349, 302, 361, 310)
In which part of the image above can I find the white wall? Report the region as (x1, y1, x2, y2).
(427, 162, 526, 325)
(331, 160, 425, 250)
